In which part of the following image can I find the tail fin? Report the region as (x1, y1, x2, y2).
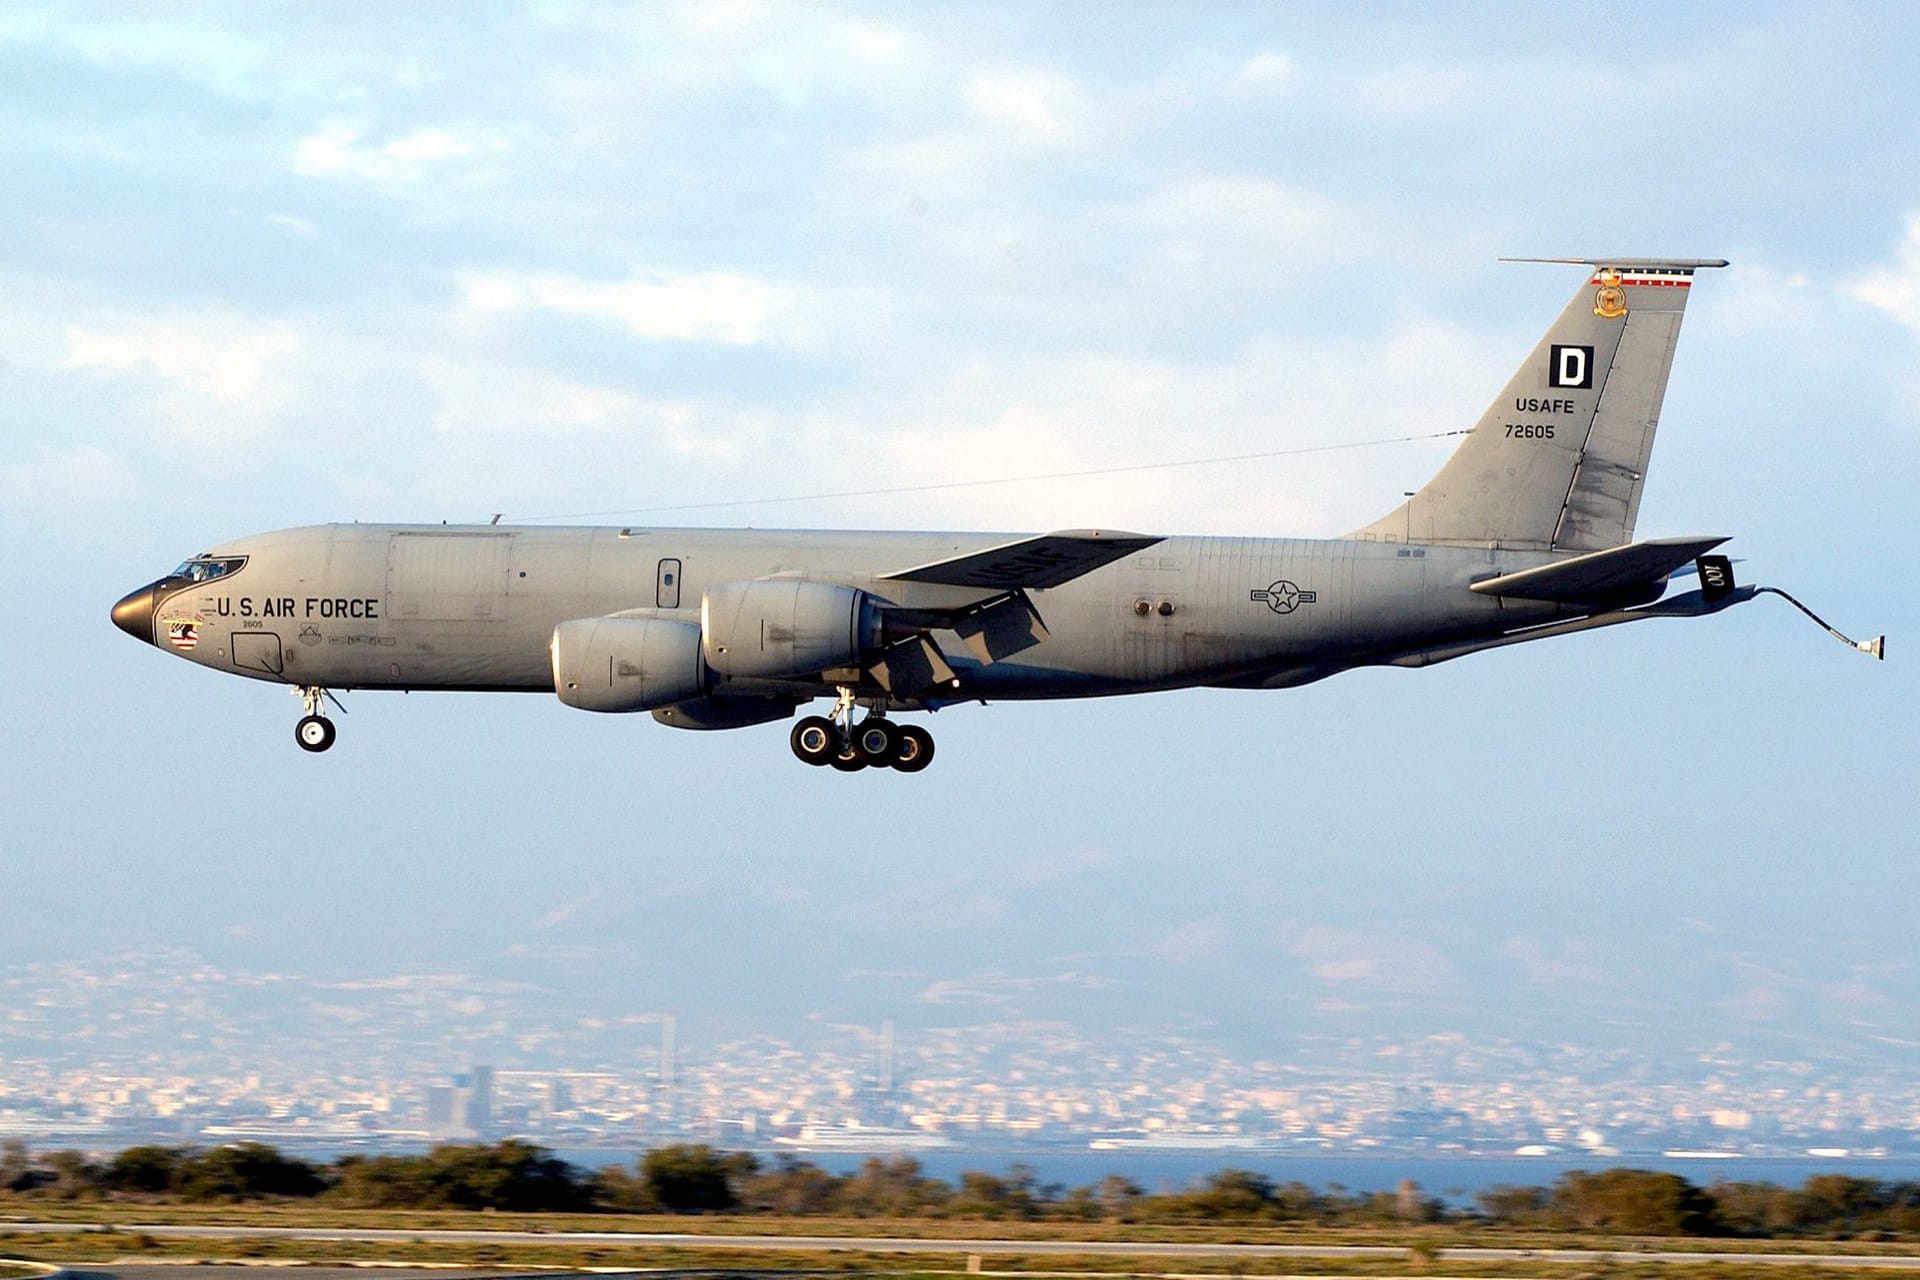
(1351, 257, 1727, 552)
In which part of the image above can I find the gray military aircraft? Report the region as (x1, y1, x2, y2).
(112, 257, 1881, 772)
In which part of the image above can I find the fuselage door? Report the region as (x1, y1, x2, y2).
(657, 558, 682, 610)
(231, 631, 284, 676)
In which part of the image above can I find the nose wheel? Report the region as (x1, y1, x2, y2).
(788, 689, 935, 773)
(292, 685, 342, 753)
(296, 714, 336, 753)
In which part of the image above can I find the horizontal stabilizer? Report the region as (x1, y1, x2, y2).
(1471, 536, 1729, 603)
(881, 529, 1160, 590)
(1499, 256, 1730, 271)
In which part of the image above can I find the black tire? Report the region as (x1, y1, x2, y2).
(891, 724, 935, 773)
(790, 716, 837, 766)
(853, 719, 898, 764)
(828, 744, 867, 772)
(295, 714, 336, 753)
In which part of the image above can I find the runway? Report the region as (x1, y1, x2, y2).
(58, 1271, 531, 1280)
(7, 1222, 1920, 1268)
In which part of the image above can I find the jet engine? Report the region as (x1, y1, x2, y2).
(551, 616, 705, 712)
(700, 579, 882, 678)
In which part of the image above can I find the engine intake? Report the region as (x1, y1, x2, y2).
(552, 616, 705, 712)
(701, 579, 881, 679)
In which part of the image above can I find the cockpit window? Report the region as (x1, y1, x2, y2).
(169, 556, 247, 583)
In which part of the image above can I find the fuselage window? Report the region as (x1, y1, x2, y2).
(657, 558, 682, 609)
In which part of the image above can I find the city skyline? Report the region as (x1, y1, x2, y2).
(4, 948, 1915, 1167)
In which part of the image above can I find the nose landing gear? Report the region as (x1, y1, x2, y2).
(293, 685, 341, 753)
(788, 688, 936, 773)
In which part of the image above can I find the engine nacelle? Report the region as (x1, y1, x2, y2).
(551, 616, 704, 712)
(701, 579, 881, 679)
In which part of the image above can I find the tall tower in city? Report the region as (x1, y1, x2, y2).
(465, 1064, 493, 1136)
(426, 1065, 495, 1140)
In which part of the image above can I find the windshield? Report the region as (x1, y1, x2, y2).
(168, 556, 247, 583)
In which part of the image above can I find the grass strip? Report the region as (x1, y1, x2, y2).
(1, 1210, 1914, 1258)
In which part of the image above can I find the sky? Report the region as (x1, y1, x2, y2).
(1, 3, 1916, 1074)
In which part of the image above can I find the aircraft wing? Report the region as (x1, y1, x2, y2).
(880, 529, 1162, 590)
(1470, 535, 1729, 603)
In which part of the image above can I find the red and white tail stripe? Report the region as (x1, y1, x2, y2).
(1591, 269, 1693, 288)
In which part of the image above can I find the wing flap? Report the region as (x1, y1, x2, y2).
(880, 529, 1161, 590)
(1471, 535, 1729, 603)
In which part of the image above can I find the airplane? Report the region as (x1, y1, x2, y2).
(111, 257, 1881, 773)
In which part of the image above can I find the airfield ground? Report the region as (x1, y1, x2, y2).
(4, 1209, 1920, 1280)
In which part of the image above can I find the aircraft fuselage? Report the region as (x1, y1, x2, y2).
(114, 522, 1568, 702)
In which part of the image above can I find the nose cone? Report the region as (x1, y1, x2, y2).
(111, 584, 158, 644)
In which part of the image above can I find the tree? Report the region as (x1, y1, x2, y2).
(1707, 1180, 1796, 1237)
(104, 1146, 186, 1195)
(1179, 1169, 1276, 1220)
(740, 1155, 838, 1216)
(836, 1156, 949, 1217)
(328, 1142, 584, 1211)
(587, 1162, 656, 1213)
(1476, 1183, 1550, 1226)
(329, 1153, 440, 1208)
(1095, 1173, 1143, 1220)
(176, 1143, 325, 1201)
(1551, 1169, 1721, 1236)
(44, 1150, 103, 1200)
(640, 1144, 748, 1214)
(1, 1142, 34, 1194)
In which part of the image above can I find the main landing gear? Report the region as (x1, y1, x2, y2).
(293, 685, 340, 753)
(789, 688, 935, 774)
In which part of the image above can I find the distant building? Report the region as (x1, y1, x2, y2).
(426, 1066, 493, 1140)
(425, 1085, 455, 1131)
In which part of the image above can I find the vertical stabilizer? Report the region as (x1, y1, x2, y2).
(1351, 258, 1725, 551)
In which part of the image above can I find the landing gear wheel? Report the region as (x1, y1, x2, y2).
(853, 719, 898, 764)
(295, 714, 336, 753)
(891, 724, 935, 773)
(790, 716, 837, 766)
(828, 743, 867, 772)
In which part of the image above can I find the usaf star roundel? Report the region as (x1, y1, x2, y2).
(1250, 580, 1318, 615)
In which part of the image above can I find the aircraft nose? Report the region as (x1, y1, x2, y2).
(111, 584, 158, 645)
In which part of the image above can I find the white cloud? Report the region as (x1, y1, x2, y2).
(1236, 50, 1293, 88)
(409, 357, 741, 470)
(1846, 212, 1920, 337)
(835, 21, 916, 67)
(963, 68, 1087, 147)
(63, 316, 299, 403)
(294, 123, 499, 183)
(459, 269, 776, 345)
